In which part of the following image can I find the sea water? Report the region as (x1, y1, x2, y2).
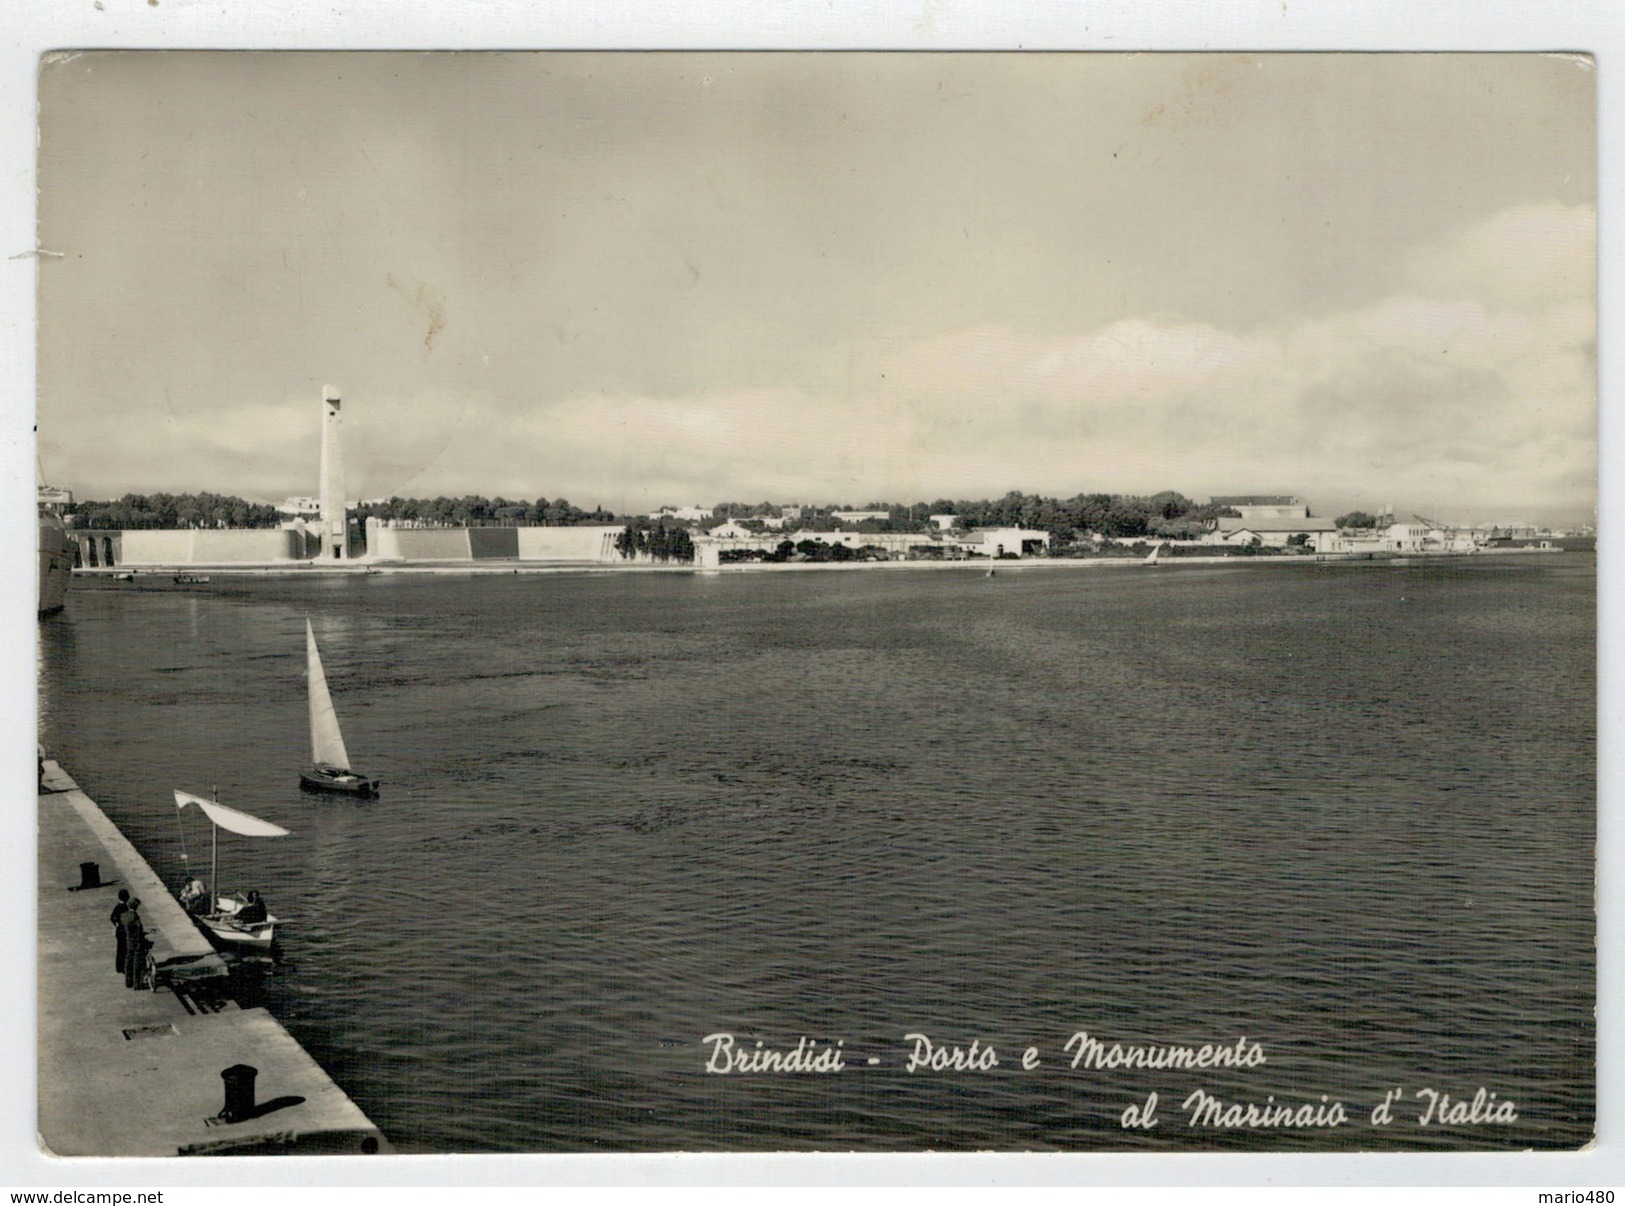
(36, 557, 1595, 1152)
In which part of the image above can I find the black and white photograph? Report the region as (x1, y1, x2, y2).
(16, 29, 1606, 1187)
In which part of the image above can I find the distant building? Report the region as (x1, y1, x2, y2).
(1210, 515, 1336, 549)
(786, 529, 869, 549)
(1209, 495, 1311, 521)
(928, 514, 957, 531)
(1329, 522, 1482, 556)
(832, 510, 891, 524)
(278, 495, 361, 518)
(953, 527, 1051, 558)
(650, 506, 713, 523)
(1211, 527, 1266, 547)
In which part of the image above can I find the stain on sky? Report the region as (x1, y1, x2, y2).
(387, 275, 447, 352)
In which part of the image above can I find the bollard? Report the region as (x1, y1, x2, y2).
(78, 861, 100, 890)
(219, 1064, 258, 1123)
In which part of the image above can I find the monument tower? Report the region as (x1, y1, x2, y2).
(319, 385, 347, 559)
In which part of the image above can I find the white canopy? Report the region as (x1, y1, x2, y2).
(307, 619, 352, 769)
(174, 789, 290, 838)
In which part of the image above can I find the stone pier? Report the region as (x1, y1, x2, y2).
(36, 757, 389, 1157)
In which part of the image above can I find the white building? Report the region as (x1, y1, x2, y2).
(954, 527, 1051, 558)
(650, 505, 713, 523)
(1209, 495, 1311, 521)
(1209, 515, 1337, 550)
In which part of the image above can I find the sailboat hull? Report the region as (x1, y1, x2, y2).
(198, 914, 277, 949)
(306, 621, 376, 797)
(300, 764, 380, 797)
(198, 896, 278, 949)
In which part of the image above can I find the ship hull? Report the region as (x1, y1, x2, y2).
(300, 765, 380, 797)
(38, 513, 71, 616)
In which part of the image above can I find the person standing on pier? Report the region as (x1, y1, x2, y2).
(120, 898, 147, 989)
(110, 889, 130, 973)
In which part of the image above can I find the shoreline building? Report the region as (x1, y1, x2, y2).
(690, 525, 1050, 568)
(1208, 495, 1311, 521)
(1205, 495, 1336, 551)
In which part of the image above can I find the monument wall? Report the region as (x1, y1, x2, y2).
(110, 529, 302, 565)
(515, 526, 622, 562)
(368, 527, 473, 561)
(367, 524, 622, 562)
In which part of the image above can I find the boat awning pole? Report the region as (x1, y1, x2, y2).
(210, 787, 219, 907)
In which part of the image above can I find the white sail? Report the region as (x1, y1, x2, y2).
(174, 790, 291, 837)
(306, 619, 352, 769)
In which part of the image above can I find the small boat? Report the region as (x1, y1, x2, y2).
(173, 573, 211, 585)
(1143, 542, 1164, 567)
(174, 789, 287, 949)
(300, 619, 380, 797)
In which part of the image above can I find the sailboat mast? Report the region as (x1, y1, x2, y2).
(210, 786, 219, 907)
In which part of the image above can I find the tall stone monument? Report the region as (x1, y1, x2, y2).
(319, 385, 348, 559)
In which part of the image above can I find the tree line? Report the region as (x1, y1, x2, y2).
(68, 493, 284, 530)
(68, 493, 623, 530)
(356, 497, 617, 526)
(615, 521, 695, 562)
(711, 491, 1237, 542)
(720, 539, 890, 565)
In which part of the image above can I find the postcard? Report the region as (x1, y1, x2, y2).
(18, 36, 1607, 1193)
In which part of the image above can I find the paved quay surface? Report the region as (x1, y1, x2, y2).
(37, 758, 390, 1157)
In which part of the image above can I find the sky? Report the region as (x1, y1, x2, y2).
(35, 52, 1596, 525)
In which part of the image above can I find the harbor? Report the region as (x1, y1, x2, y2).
(32, 559, 1596, 1153)
(36, 754, 388, 1157)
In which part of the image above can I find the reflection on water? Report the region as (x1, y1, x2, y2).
(40, 559, 1595, 1152)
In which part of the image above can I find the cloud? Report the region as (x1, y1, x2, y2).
(448, 200, 1588, 517)
(1404, 202, 1595, 311)
(53, 201, 1595, 523)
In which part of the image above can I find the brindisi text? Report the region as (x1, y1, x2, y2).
(696, 1033, 1521, 1133)
(702, 1033, 846, 1073)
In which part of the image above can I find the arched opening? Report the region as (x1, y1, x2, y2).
(85, 537, 99, 568)
(102, 536, 115, 567)
(71, 540, 83, 569)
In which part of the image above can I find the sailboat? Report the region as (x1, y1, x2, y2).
(174, 789, 287, 949)
(300, 619, 380, 797)
(1143, 541, 1164, 567)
